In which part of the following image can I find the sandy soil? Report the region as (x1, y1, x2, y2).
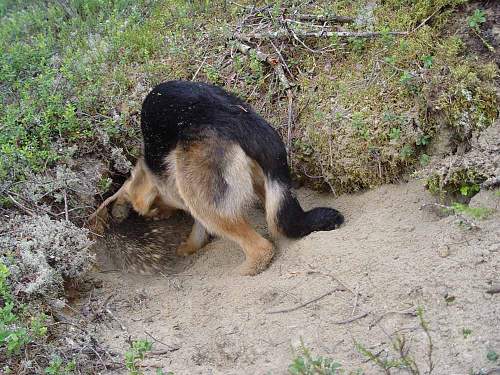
(81, 180, 499, 375)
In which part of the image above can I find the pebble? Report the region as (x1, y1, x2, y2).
(438, 245, 450, 257)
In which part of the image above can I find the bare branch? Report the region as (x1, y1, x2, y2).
(233, 41, 293, 89)
(235, 29, 408, 41)
(293, 14, 354, 24)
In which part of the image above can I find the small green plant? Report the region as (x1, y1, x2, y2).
(416, 135, 430, 146)
(486, 350, 498, 362)
(125, 339, 153, 375)
(419, 153, 430, 166)
(467, 9, 494, 52)
(399, 71, 413, 85)
(459, 183, 480, 197)
(0, 261, 48, 356)
(289, 340, 350, 374)
(204, 65, 221, 84)
(421, 55, 433, 69)
(357, 307, 433, 374)
(44, 356, 76, 375)
(467, 9, 486, 30)
(155, 370, 174, 375)
(388, 127, 401, 141)
(462, 328, 472, 339)
(351, 112, 369, 140)
(349, 37, 366, 54)
(400, 145, 414, 159)
(450, 203, 493, 220)
(98, 177, 113, 194)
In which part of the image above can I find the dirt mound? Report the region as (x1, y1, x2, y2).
(79, 180, 499, 374)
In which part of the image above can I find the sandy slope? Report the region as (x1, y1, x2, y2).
(85, 180, 499, 374)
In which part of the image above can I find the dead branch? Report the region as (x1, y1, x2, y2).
(293, 14, 354, 24)
(235, 30, 408, 41)
(369, 307, 418, 329)
(265, 288, 343, 314)
(63, 189, 69, 221)
(486, 284, 500, 294)
(233, 41, 293, 89)
(333, 311, 370, 325)
(191, 56, 208, 81)
(7, 194, 36, 216)
(144, 331, 179, 352)
(286, 89, 294, 167)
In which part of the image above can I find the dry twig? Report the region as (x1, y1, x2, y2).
(235, 30, 408, 41)
(333, 311, 370, 325)
(266, 288, 343, 314)
(233, 41, 293, 89)
(293, 14, 354, 24)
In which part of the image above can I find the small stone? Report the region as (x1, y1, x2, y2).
(438, 245, 450, 257)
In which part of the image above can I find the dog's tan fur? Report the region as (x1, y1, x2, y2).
(94, 140, 277, 275)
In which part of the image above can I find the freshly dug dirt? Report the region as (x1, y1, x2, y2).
(83, 180, 499, 374)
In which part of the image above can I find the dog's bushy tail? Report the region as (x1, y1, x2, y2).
(264, 178, 344, 239)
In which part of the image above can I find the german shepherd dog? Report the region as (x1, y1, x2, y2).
(93, 81, 344, 275)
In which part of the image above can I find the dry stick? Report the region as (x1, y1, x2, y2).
(350, 284, 360, 317)
(369, 307, 417, 329)
(307, 270, 354, 295)
(288, 25, 320, 53)
(104, 295, 127, 331)
(191, 56, 208, 81)
(294, 14, 354, 24)
(413, 6, 442, 32)
(7, 194, 36, 216)
(286, 89, 294, 168)
(235, 30, 408, 41)
(144, 331, 179, 352)
(233, 41, 293, 89)
(332, 311, 370, 325)
(486, 285, 500, 294)
(265, 288, 343, 314)
(63, 189, 69, 221)
(269, 39, 293, 77)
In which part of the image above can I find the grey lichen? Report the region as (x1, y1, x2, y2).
(1, 214, 94, 301)
(111, 147, 133, 174)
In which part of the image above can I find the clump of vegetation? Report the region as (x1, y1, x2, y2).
(448, 202, 494, 220)
(1, 214, 93, 300)
(288, 2, 497, 193)
(421, 116, 499, 200)
(356, 307, 434, 374)
(125, 339, 153, 375)
(124, 339, 172, 375)
(0, 214, 98, 373)
(467, 9, 494, 52)
(289, 340, 355, 374)
(0, 262, 47, 357)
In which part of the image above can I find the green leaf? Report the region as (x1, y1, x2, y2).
(487, 350, 498, 362)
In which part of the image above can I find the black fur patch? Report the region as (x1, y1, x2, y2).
(141, 81, 290, 184)
(277, 190, 344, 238)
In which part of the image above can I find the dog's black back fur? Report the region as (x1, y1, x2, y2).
(142, 81, 289, 183)
(141, 80, 343, 238)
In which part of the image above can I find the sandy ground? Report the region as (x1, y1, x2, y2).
(81, 180, 499, 375)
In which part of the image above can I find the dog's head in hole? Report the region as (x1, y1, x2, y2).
(90, 158, 172, 226)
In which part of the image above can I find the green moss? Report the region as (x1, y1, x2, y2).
(426, 168, 488, 198)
